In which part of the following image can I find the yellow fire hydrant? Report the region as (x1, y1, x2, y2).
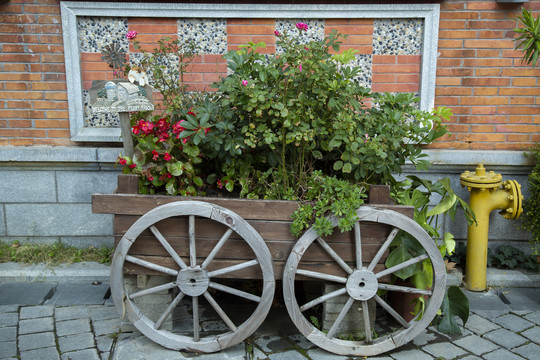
(460, 164, 523, 291)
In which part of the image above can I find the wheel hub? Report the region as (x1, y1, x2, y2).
(177, 266, 209, 296)
(346, 269, 378, 300)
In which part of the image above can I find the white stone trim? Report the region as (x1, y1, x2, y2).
(60, 1, 440, 142)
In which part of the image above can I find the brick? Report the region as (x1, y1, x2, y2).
(435, 87, 472, 96)
(31, 82, 66, 91)
(464, 39, 514, 48)
(439, 20, 467, 29)
(0, 14, 36, 23)
(0, 128, 46, 137)
(29, 63, 65, 73)
(508, 115, 533, 123)
(475, 69, 501, 76)
(462, 78, 511, 86)
(2, 44, 25, 52)
(512, 78, 537, 86)
(460, 97, 508, 105)
(436, 77, 461, 86)
(1, 109, 43, 119)
(5, 82, 28, 90)
(458, 133, 506, 142)
(467, 2, 505, 10)
(226, 25, 275, 35)
(441, 3, 465, 10)
(0, 73, 40, 82)
(47, 129, 70, 137)
(435, 96, 460, 106)
(438, 39, 463, 48)
(439, 30, 477, 38)
(499, 106, 540, 115)
(437, 68, 474, 76)
(8, 120, 33, 128)
(474, 88, 499, 96)
(501, 68, 540, 77)
(459, 115, 507, 124)
(509, 97, 535, 105)
(38, 15, 61, 24)
(470, 106, 499, 115)
(496, 124, 538, 133)
(507, 134, 531, 142)
(477, 49, 502, 57)
(501, 88, 540, 97)
(496, 142, 533, 150)
(3, 63, 29, 71)
(7, 138, 34, 146)
(395, 74, 419, 83)
(467, 20, 516, 29)
(439, 49, 476, 58)
(24, 4, 60, 14)
(0, 24, 24, 32)
(371, 83, 419, 92)
(479, 30, 505, 38)
(425, 141, 469, 149)
(27, 44, 64, 53)
(440, 11, 479, 20)
(0, 53, 40, 62)
(34, 138, 75, 146)
(34, 119, 69, 128)
(463, 58, 512, 67)
(0, 91, 43, 100)
(471, 125, 495, 133)
(42, 54, 65, 63)
(44, 91, 67, 100)
(33, 101, 67, 109)
(446, 124, 469, 132)
(372, 64, 420, 73)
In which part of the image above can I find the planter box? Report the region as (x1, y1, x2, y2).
(92, 174, 413, 280)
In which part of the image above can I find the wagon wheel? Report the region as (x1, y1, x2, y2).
(283, 205, 446, 356)
(110, 201, 275, 353)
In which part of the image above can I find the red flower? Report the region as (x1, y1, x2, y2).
(148, 176, 154, 181)
(141, 121, 154, 135)
(128, 163, 136, 169)
(163, 152, 172, 161)
(204, 128, 210, 135)
(152, 150, 159, 160)
(158, 133, 170, 142)
(118, 157, 127, 165)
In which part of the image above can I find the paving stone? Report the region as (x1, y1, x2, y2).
(19, 316, 54, 334)
(0, 305, 19, 313)
(523, 311, 540, 325)
(100, 351, 110, 360)
(482, 328, 528, 350)
(482, 348, 525, 360)
(464, 313, 501, 335)
(20, 305, 54, 319)
(0, 312, 18, 328)
(304, 348, 349, 359)
(0, 283, 56, 305)
(253, 347, 268, 359)
(61, 348, 101, 360)
(56, 318, 91, 337)
(58, 332, 96, 353)
(464, 289, 511, 318)
(422, 342, 467, 358)
(93, 318, 121, 336)
(20, 346, 60, 360)
(45, 282, 110, 306)
(88, 305, 119, 321)
(411, 329, 438, 346)
(520, 325, 540, 342)
(0, 326, 16, 342)
(18, 331, 56, 351)
(255, 335, 292, 353)
(0, 341, 17, 358)
(95, 335, 114, 353)
(193, 343, 245, 359)
(288, 333, 315, 350)
(499, 288, 540, 311)
(513, 342, 540, 359)
(387, 349, 433, 360)
(453, 334, 498, 355)
(459, 356, 482, 360)
(55, 306, 89, 321)
(269, 350, 310, 360)
(493, 313, 534, 332)
(510, 310, 532, 316)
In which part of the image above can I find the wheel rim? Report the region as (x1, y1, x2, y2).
(283, 205, 446, 356)
(110, 201, 275, 352)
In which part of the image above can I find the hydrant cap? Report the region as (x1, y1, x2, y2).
(460, 164, 502, 189)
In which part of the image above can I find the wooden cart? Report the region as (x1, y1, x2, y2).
(92, 174, 446, 356)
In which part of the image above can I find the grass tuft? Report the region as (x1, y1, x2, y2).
(0, 241, 113, 265)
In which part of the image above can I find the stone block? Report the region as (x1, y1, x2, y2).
(0, 283, 56, 306)
(55, 306, 89, 321)
(60, 236, 114, 249)
(482, 328, 527, 349)
(45, 282, 110, 306)
(18, 332, 56, 351)
(0, 170, 56, 203)
(20, 346, 60, 360)
(5, 203, 112, 236)
(60, 348, 101, 360)
(57, 171, 118, 203)
(464, 314, 501, 335)
(20, 305, 55, 319)
(0, 206, 5, 236)
(0, 313, 18, 328)
(58, 332, 96, 353)
(88, 305, 119, 321)
(92, 318, 121, 337)
(387, 348, 433, 360)
(483, 348, 525, 360)
(268, 350, 308, 360)
(0, 327, 17, 342)
(513, 342, 540, 359)
(452, 334, 499, 356)
(494, 313, 534, 332)
(0, 341, 17, 358)
(499, 287, 540, 311)
(56, 318, 91, 337)
(19, 317, 54, 334)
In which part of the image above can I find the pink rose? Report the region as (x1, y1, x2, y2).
(241, 80, 248, 86)
(126, 31, 138, 40)
(296, 22, 308, 31)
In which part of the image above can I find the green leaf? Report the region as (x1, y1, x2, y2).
(437, 286, 469, 335)
(427, 194, 457, 217)
(165, 180, 177, 195)
(333, 161, 343, 171)
(166, 161, 183, 176)
(444, 232, 456, 256)
(342, 162, 352, 173)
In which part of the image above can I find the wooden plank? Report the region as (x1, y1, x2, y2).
(368, 185, 393, 205)
(118, 174, 139, 194)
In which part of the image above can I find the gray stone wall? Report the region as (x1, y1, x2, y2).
(0, 147, 535, 252)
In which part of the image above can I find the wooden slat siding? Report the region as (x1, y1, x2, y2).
(117, 174, 139, 194)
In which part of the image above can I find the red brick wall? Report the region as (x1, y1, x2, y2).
(0, 0, 538, 150)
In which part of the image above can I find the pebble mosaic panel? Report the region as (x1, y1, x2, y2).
(78, 16, 423, 128)
(372, 19, 423, 55)
(78, 17, 129, 53)
(129, 52, 180, 89)
(178, 18, 228, 55)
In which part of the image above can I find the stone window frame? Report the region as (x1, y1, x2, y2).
(60, 1, 440, 143)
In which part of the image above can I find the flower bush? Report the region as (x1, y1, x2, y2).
(117, 24, 450, 235)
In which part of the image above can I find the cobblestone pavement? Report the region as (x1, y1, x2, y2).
(0, 282, 539, 360)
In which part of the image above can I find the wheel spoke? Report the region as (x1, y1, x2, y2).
(154, 292, 185, 330)
(125, 255, 178, 276)
(189, 215, 196, 267)
(201, 228, 234, 270)
(375, 254, 429, 279)
(150, 225, 187, 270)
(207, 259, 259, 278)
(327, 296, 354, 338)
(317, 237, 353, 275)
(209, 281, 261, 303)
(373, 294, 409, 328)
(193, 296, 200, 342)
(367, 227, 399, 271)
(362, 300, 372, 343)
(354, 221, 362, 270)
(300, 287, 347, 312)
(203, 291, 238, 332)
(129, 281, 177, 300)
(378, 283, 432, 296)
(296, 269, 347, 284)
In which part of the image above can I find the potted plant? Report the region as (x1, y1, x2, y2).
(94, 25, 467, 355)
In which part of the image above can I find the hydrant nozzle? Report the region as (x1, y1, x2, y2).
(460, 164, 523, 291)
